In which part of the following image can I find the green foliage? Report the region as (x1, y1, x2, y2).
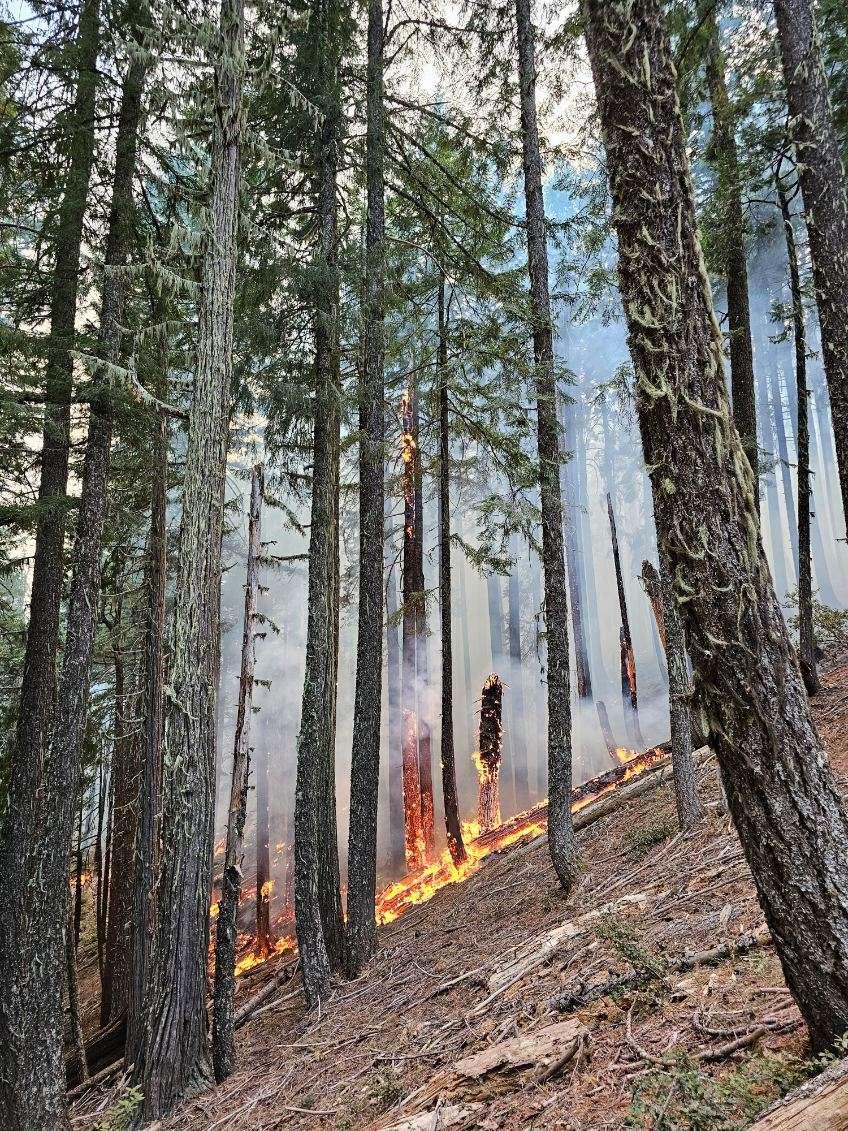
(92, 1086, 143, 1131)
(626, 1050, 805, 1131)
(784, 591, 848, 653)
(624, 818, 674, 856)
(593, 914, 666, 980)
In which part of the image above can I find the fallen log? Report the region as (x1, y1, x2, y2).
(234, 956, 300, 1029)
(551, 923, 771, 1013)
(749, 1056, 848, 1129)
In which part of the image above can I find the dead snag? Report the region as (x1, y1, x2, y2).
(596, 699, 618, 762)
(477, 675, 504, 832)
(607, 493, 645, 749)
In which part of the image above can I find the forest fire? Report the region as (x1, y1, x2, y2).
(376, 745, 668, 925)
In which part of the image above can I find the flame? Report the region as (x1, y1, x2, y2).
(234, 933, 295, 976)
(261, 879, 273, 899)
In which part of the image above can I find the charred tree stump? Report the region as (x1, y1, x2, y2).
(607, 493, 645, 748)
(477, 675, 504, 833)
(213, 463, 263, 1083)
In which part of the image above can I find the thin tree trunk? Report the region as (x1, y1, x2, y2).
(777, 172, 820, 695)
(15, 0, 100, 798)
(400, 387, 424, 870)
(213, 463, 263, 1083)
(705, 2, 759, 496)
(584, 0, 848, 1052)
(94, 759, 107, 981)
(346, 0, 387, 970)
(507, 534, 531, 811)
(515, 0, 575, 891)
(762, 370, 792, 600)
(74, 799, 84, 949)
(640, 560, 666, 650)
(476, 675, 503, 832)
(385, 533, 405, 875)
(65, 908, 88, 1086)
(294, 0, 344, 1006)
(0, 10, 144, 1122)
(562, 403, 592, 699)
(413, 392, 436, 860)
(770, 365, 800, 581)
(255, 745, 273, 958)
(773, 0, 848, 549)
(437, 274, 466, 865)
(606, 493, 645, 749)
(136, 0, 243, 1111)
(126, 406, 167, 1068)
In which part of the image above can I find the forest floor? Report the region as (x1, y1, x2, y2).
(73, 650, 848, 1130)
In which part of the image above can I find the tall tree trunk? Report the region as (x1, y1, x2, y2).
(584, 0, 848, 1052)
(346, 0, 386, 973)
(562, 403, 592, 699)
(705, 2, 759, 496)
(437, 274, 466, 865)
(413, 393, 436, 860)
(400, 387, 424, 869)
(514, 0, 575, 891)
(74, 799, 84, 949)
(15, 0, 100, 793)
(762, 370, 792, 600)
(94, 759, 107, 980)
(507, 534, 531, 810)
(135, 0, 243, 1111)
(770, 366, 800, 581)
(385, 531, 405, 875)
(606, 493, 645, 748)
(213, 463, 263, 1083)
(294, 0, 344, 1006)
(0, 10, 144, 1123)
(126, 407, 167, 1068)
(778, 173, 820, 695)
(773, 0, 848, 550)
(65, 908, 88, 1087)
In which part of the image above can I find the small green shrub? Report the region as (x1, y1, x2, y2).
(93, 1086, 143, 1131)
(593, 914, 666, 979)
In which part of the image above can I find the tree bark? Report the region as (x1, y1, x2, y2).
(346, 0, 387, 970)
(385, 531, 405, 875)
(704, 2, 759, 496)
(606, 492, 645, 749)
(476, 675, 503, 832)
(584, 0, 848, 1052)
(126, 405, 167, 1068)
(65, 909, 88, 1087)
(642, 561, 700, 828)
(773, 0, 848, 550)
(294, 0, 344, 1006)
(255, 744, 273, 958)
(562, 403, 592, 700)
(413, 393, 436, 861)
(0, 9, 144, 1123)
(778, 172, 820, 696)
(514, 0, 576, 891)
(135, 0, 243, 1111)
(437, 274, 466, 866)
(507, 534, 531, 810)
(15, 0, 100, 792)
(400, 386, 424, 870)
(213, 462, 263, 1083)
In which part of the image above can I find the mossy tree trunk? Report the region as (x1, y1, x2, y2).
(584, 0, 848, 1052)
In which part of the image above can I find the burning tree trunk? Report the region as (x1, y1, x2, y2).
(401, 387, 424, 869)
(385, 536, 405, 875)
(777, 168, 821, 696)
(607, 493, 645, 749)
(213, 463, 263, 1084)
(584, 0, 848, 1052)
(515, 0, 576, 890)
(345, 0, 387, 973)
(437, 274, 466, 865)
(773, 0, 848, 550)
(255, 745, 273, 959)
(704, 1, 759, 497)
(477, 675, 504, 833)
(135, 0, 243, 1109)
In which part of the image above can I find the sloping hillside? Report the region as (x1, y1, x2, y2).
(72, 654, 848, 1130)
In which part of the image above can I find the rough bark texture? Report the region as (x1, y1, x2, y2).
(705, 2, 759, 493)
(15, 0, 100, 791)
(507, 534, 531, 810)
(126, 406, 167, 1068)
(345, 0, 387, 974)
(213, 463, 263, 1083)
(294, 0, 344, 1006)
(778, 173, 820, 696)
(136, 0, 243, 1111)
(0, 11, 145, 1123)
(413, 393, 436, 860)
(255, 745, 273, 957)
(584, 0, 848, 1052)
(515, 0, 575, 890)
(436, 276, 466, 865)
(640, 559, 667, 650)
(774, 0, 848, 549)
(643, 561, 700, 828)
(607, 492, 645, 748)
(477, 675, 503, 832)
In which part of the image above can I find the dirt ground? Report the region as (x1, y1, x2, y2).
(72, 651, 848, 1129)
